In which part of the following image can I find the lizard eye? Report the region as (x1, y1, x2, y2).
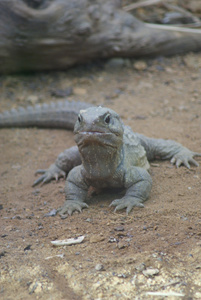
(104, 114, 111, 124)
(78, 114, 82, 123)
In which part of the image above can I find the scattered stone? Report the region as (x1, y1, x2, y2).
(89, 235, 105, 243)
(187, 1, 201, 14)
(44, 209, 57, 217)
(78, 78, 93, 84)
(12, 215, 21, 220)
(151, 163, 160, 167)
(45, 254, 64, 260)
(26, 95, 40, 104)
(105, 58, 127, 69)
(85, 218, 92, 222)
(95, 264, 104, 271)
(24, 245, 32, 251)
(117, 240, 129, 249)
(117, 273, 128, 278)
(104, 92, 119, 100)
(73, 87, 87, 95)
(133, 60, 147, 71)
(32, 189, 40, 196)
(125, 257, 136, 264)
(50, 87, 73, 97)
(195, 292, 201, 299)
(165, 67, 174, 73)
(183, 55, 201, 69)
(162, 12, 193, 25)
(143, 268, 159, 277)
(146, 291, 185, 297)
(11, 164, 21, 170)
(0, 251, 6, 258)
(135, 263, 146, 272)
(1, 234, 7, 238)
(60, 214, 68, 220)
(138, 81, 153, 90)
(114, 226, 124, 231)
(156, 65, 165, 71)
(29, 282, 42, 294)
(108, 237, 117, 243)
(134, 115, 147, 120)
(178, 105, 188, 112)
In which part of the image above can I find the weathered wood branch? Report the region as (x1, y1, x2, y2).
(0, 0, 201, 73)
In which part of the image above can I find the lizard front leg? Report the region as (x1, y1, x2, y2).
(136, 133, 201, 168)
(33, 146, 81, 186)
(58, 165, 89, 216)
(110, 167, 152, 214)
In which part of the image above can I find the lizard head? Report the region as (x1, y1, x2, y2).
(74, 106, 124, 150)
(74, 106, 124, 178)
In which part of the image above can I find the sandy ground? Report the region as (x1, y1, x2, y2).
(0, 53, 201, 299)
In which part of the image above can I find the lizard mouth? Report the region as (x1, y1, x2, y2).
(79, 131, 112, 135)
(75, 131, 119, 149)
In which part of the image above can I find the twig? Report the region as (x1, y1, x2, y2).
(163, 3, 201, 25)
(146, 291, 185, 297)
(124, 1, 201, 28)
(146, 23, 201, 34)
(163, 23, 201, 28)
(51, 235, 85, 246)
(123, 0, 170, 12)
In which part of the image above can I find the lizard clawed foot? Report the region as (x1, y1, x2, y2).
(110, 197, 144, 214)
(58, 200, 89, 216)
(170, 150, 201, 169)
(32, 164, 66, 187)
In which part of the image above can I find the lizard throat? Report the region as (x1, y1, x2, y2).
(75, 131, 123, 179)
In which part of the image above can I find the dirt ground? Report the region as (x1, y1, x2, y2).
(0, 53, 201, 299)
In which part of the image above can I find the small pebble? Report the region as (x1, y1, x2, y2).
(143, 268, 159, 277)
(85, 218, 92, 222)
(135, 263, 146, 272)
(32, 189, 40, 196)
(105, 58, 126, 69)
(73, 87, 87, 95)
(26, 95, 39, 104)
(50, 87, 73, 97)
(24, 245, 32, 251)
(89, 235, 105, 243)
(114, 226, 124, 231)
(44, 209, 57, 217)
(95, 264, 104, 271)
(133, 61, 147, 71)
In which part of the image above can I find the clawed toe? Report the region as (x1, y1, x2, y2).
(58, 200, 88, 216)
(110, 197, 144, 214)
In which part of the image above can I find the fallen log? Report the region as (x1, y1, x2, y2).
(0, 0, 201, 73)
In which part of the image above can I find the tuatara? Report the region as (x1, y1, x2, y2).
(0, 101, 200, 215)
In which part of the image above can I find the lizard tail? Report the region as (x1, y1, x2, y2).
(0, 100, 91, 129)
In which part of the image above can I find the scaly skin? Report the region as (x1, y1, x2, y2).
(33, 106, 200, 215)
(1, 102, 201, 215)
(0, 100, 91, 129)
